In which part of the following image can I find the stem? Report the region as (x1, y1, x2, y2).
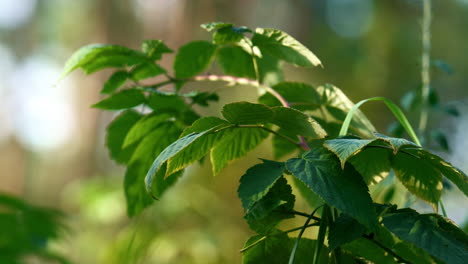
(288, 206, 322, 264)
(362, 234, 413, 264)
(418, 0, 432, 139)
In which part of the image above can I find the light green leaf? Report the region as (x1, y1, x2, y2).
(141, 40, 172, 60)
(252, 28, 322, 67)
(238, 160, 285, 211)
(174, 41, 217, 78)
(101, 71, 128, 94)
(317, 84, 376, 138)
(201, 22, 233, 32)
(222, 102, 274, 125)
(324, 138, 377, 168)
(92, 89, 145, 110)
(105, 110, 142, 164)
(60, 44, 148, 79)
(383, 208, 468, 264)
(123, 113, 172, 148)
(328, 214, 367, 250)
(392, 152, 442, 210)
(130, 63, 166, 81)
(217, 46, 255, 79)
(286, 148, 378, 230)
(257, 53, 283, 86)
(348, 147, 391, 185)
(211, 127, 269, 175)
(213, 26, 246, 44)
(259, 82, 321, 110)
(271, 107, 327, 138)
(166, 117, 229, 175)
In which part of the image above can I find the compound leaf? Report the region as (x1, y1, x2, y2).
(92, 89, 145, 110)
(130, 62, 166, 81)
(217, 45, 255, 79)
(271, 107, 327, 138)
(328, 214, 367, 250)
(106, 110, 142, 164)
(141, 40, 172, 60)
(259, 82, 321, 110)
(123, 113, 172, 148)
(101, 70, 128, 94)
(222, 102, 274, 125)
(348, 147, 391, 185)
(174, 41, 217, 78)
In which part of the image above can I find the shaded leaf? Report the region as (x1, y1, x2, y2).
(147, 92, 187, 113)
(217, 45, 255, 79)
(271, 107, 327, 138)
(272, 128, 299, 159)
(252, 28, 322, 67)
(105, 110, 142, 164)
(174, 41, 217, 78)
(348, 147, 391, 185)
(123, 113, 172, 148)
(210, 127, 269, 175)
(222, 102, 274, 125)
(101, 71, 128, 94)
(213, 26, 247, 44)
(342, 238, 397, 264)
(328, 214, 367, 250)
(141, 40, 172, 60)
(286, 148, 378, 230)
(259, 82, 321, 110)
(92, 89, 145, 110)
(130, 63, 166, 81)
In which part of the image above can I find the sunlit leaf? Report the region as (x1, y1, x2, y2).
(130, 63, 166, 81)
(123, 113, 172, 148)
(141, 40, 172, 60)
(217, 45, 255, 79)
(92, 89, 145, 110)
(324, 138, 377, 168)
(101, 71, 128, 94)
(271, 107, 327, 138)
(348, 147, 391, 185)
(222, 102, 274, 125)
(259, 82, 321, 110)
(174, 41, 217, 78)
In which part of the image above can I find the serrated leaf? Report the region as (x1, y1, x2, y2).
(375, 133, 420, 154)
(245, 177, 295, 234)
(60, 44, 148, 78)
(105, 110, 142, 164)
(286, 148, 378, 230)
(317, 84, 376, 138)
(222, 102, 274, 125)
(259, 82, 321, 110)
(174, 41, 217, 78)
(342, 238, 397, 264)
(252, 28, 322, 67)
(217, 45, 256, 79)
(383, 208, 468, 264)
(348, 147, 391, 185)
(238, 160, 285, 211)
(328, 214, 367, 250)
(141, 40, 172, 60)
(392, 152, 442, 210)
(201, 22, 233, 32)
(271, 107, 327, 138)
(272, 128, 298, 159)
(92, 89, 145, 110)
(130, 63, 165, 81)
(213, 26, 245, 44)
(123, 113, 172, 148)
(147, 92, 187, 113)
(210, 127, 269, 175)
(101, 71, 128, 94)
(145, 125, 224, 196)
(166, 117, 229, 175)
(324, 138, 377, 168)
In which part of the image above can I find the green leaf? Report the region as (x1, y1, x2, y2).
(257, 53, 283, 86)
(271, 107, 327, 138)
(222, 102, 274, 125)
(101, 71, 128, 94)
(123, 113, 172, 148)
(419, 150, 468, 197)
(217, 46, 255, 79)
(211, 127, 269, 175)
(348, 147, 391, 185)
(124, 162, 154, 217)
(189, 92, 219, 107)
(238, 160, 285, 211)
(245, 177, 295, 234)
(324, 138, 377, 168)
(213, 26, 246, 44)
(272, 128, 299, 159)
(392, 152, 442, 210)
(141, 40, 172, 60)
(259, 82, 321, 110)
(286, 148, 378, 230)
(92, 89, 145, 110)
(328, 214, 367, 250)
(342, 238, 397, 264)
(317, 84, 376, 138)
(105, 110, 142, 164)
(130, 63, 166, 81)
(375, 133, 419, 154)
(60, 44, 149, 78)
(145, 126, 223, 196)
(383, 208, 468, 264)
(174, 41, 217, 78)
(147, 92, 187, 113)
(166, 117, 229, 175)
(201, 22, 233, 32)
(252, 28, 322, 67)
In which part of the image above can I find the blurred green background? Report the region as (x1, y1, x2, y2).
(0, 0, 467, 263)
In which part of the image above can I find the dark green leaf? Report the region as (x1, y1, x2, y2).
(272, 128, 299, 159)
(174, 41, 217, 78)
(60, 44, 148, 78)
(259, 82, 321, 110)
(222, 102, 274, 125)
(324, 138, 377, 168)
(328, 214, 367, 250)
(189, 92, 219, 107)
(166, 117, 229, 175)
(348, 147, 391, 185)
(130, 63, 166, 81)
(252, 28, 322, 67)
(147, 92, 187, 112)
(375, 133, 419, 154)
(213, 26, 245, 44)
(105, 110, 142, 164)
(238, 160, 285, 211)
(101, 71, 128, 94)
(286, 148, 378, 230)
(141, 40, 172, 60)
(211, 127, 269, 175)
(342, 238, 397, 264)
(123, 113, 172, 148)
(245, 177, 295, 234)
(271, 107, 327, 138)
(217, 45, 255, 79)
(383, 208, 468, 264)
(92, 89, 145, 110)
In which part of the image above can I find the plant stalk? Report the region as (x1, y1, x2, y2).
(418, 0, 432, 138)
